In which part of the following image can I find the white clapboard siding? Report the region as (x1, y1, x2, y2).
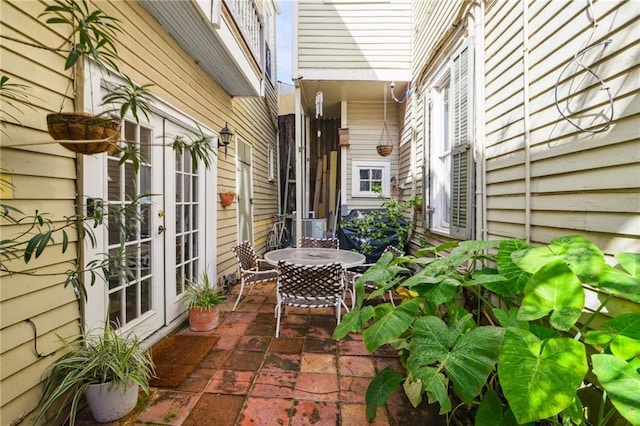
(345, 101, 399, 210)
(297, 0, 412, 74)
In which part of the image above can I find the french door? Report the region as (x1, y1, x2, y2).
(85, 116, 215, 339)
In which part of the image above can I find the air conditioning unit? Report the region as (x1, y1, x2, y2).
(302, 218, 326, 238)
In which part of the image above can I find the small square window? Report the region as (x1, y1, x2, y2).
(352, 161, 390, 197)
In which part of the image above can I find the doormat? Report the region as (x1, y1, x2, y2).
(149, 334, 219, 388)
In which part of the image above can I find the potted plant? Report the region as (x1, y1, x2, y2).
(34, 322, 154, 425)
(184, 273, 226, 331)
(219, 190, 236, 208)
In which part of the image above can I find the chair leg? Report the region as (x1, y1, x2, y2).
(275, 303, 282, 338)
(232, 279, 246, 311)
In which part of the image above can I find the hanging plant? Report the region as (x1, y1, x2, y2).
(376, 83, 393, 157)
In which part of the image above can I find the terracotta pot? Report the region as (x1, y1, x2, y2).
(376, 145, 393, 157)
(189, 307, 220, 331)
(219, 192, 235, 207)
(47, 112, 121, 154)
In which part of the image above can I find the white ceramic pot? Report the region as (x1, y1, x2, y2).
(85, 379, 139, 423)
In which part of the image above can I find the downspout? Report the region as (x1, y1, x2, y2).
(474, 0, 487, 241)
(522, 0, 532, 243)
(294, 78, 303, 244)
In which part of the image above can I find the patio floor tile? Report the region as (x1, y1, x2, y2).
(95, 279, 447, 425)
(237, 397, 292, 426)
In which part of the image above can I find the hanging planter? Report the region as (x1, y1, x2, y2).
(376, 84, 393, 157)
(219, 192, 235, 207)
(47, 112, 121, 154)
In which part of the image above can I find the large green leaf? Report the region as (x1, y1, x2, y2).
(493, 307, 528, 330)
(475, 389, 518, 426)
(495, 239, 531, 295)
(363, 298, 421, 352)
(515, 235, 605, 284)
(518, 259, 584, 331)
(591, 354, 640, 425)
(365, 367, 403, 421)
(585, 313, 640, 360)
(498, 328, 588, 424)
(598, 255, 640, 302)
(332, 305, 374, 340)
(408, 316, 504, 404)
(411, 366, 451, 413)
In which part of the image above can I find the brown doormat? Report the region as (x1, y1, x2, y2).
(149, 334, 219, 388)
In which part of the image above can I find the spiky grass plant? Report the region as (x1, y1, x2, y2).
(34, 322, 154, 426)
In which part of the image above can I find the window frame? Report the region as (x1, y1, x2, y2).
(351, 160, 391, 198)
(426, 40, 474, 239)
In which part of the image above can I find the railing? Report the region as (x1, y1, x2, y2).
(224, 0, 263, 67)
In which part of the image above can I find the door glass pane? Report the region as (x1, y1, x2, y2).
(106, 120, 154, 329)
(174, 148, 200, 297)
(141, 278, 151, 314)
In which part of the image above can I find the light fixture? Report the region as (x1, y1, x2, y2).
(218, 122, 233, 158)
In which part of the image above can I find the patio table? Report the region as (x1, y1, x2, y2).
(264, 247, 365, 268)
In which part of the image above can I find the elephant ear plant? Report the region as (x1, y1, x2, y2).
(334, 235, 640, 425)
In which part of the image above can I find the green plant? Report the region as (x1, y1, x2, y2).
(339, 184, 420, 255)
(2, 1, 218, 165)
(184, 273, 226, 309)
(34, 321, 154, 426)
(0, 194, 148, 301)
(334, 235, 640, 425)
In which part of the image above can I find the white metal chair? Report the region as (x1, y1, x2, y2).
(298, 236, 339, 249)
(231, 241, 279, 311)
(344, 245, 406, 308)
(275, 261, 344, 338)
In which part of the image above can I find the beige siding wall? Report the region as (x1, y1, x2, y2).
(0, 1, 278, 423)
(1, 1, 83, 423)
(408, 0, 471, 249)
(484, 0, 640, 254)
(297, 0, 412, 76)
(345, 101, 399, 210)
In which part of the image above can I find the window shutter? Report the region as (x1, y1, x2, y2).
(450, 45, 473, 239)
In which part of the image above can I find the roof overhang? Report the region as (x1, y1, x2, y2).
(140, 0, 262, 97)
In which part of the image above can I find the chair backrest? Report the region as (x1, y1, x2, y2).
(232, 240, 258, 271)
(383, 245, 404, 258)
(298, 236, 339, 249)
(277, 261, 343, 299)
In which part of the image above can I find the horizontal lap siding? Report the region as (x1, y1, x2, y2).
(346, 101, 399, 210)
(0, 1, 82, 422)
(1, 1, 278, 423)
(484, 1, 640, 255)
(409, 1, 466, 249)
(298, 0, 412, 73)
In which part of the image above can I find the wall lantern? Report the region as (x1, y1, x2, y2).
(218, 122, 233, 158)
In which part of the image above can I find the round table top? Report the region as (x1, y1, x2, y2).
(264, 247, 365, 268)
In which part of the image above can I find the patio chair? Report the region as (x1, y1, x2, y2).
(231, 241, 279, 311)
(298, 236, 339, 249)
(275, 261, 344, 338)
(345, 245, 408, 308)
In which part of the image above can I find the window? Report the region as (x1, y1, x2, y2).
(352, 161, 390, 197)
(428, 42, 474, 239)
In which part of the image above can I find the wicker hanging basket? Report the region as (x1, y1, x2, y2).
(376, 85, 393, 157)
(47, 112, 121, 155)
(376, 121, 393, 157)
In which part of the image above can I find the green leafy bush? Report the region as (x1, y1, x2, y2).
(334, 236, 640, 425)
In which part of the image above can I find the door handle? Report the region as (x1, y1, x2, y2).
(158, 225, 166, 235)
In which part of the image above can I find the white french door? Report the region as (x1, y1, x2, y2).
(85, 117, 165, 339)
(162, 119, 208, 323)
(83, 69, 216, 339)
